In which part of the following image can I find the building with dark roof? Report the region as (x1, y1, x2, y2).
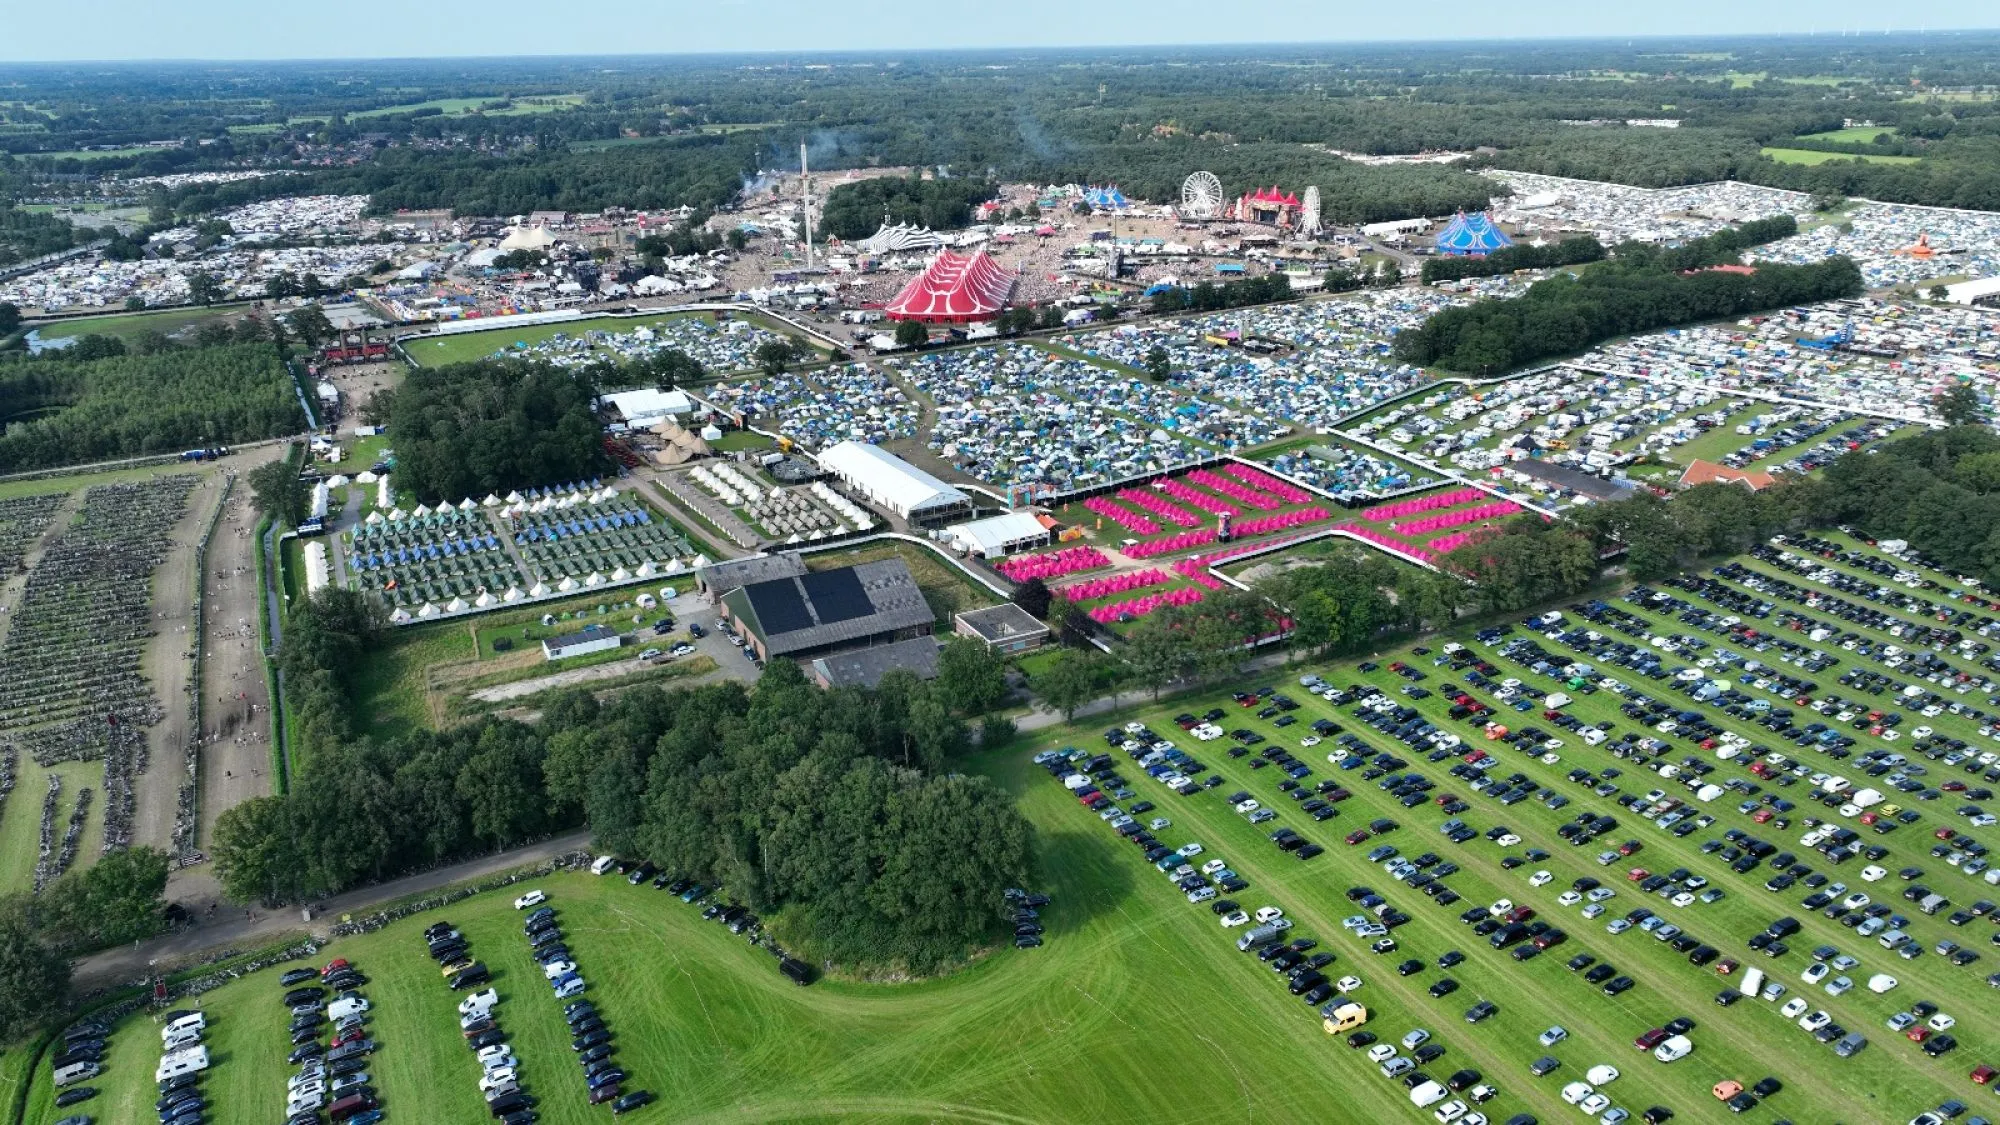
(808, 636, 943, 689)
(695, 552, 809, 599)
(1510, 461, 1637, 504)
(719, 557, 935, 661)
(541, 623, 622, 662)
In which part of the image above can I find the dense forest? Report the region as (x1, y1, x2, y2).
(387, 359, 612, 505)
(1392, 253, 1862, 374)
(0, 340, 300, 471)
(217, 609, 1032, 971)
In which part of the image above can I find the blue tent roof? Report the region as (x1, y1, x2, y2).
(1084, 185, 1131, 211)
(1435, 211, 1514, 257)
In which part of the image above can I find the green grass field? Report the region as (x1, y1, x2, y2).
(409, 314, 715, 369)
(27, 306, 232, 345)
(1798, 126, 1897, 144)
(30, 146, 158, 161)
(350, 94, 583, 119)
(348, 586, 692, 741)
(1762, 147, 1922, 166)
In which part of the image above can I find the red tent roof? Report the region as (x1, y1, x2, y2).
(883, 250, 1018, 323)
(1246, 185, 1300, 206)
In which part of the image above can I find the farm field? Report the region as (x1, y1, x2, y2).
(349, 94, 585, 118)
(28, 840, 1467, 1125)
(1762, 147, 1923, 166)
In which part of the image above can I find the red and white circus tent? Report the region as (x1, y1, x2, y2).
(883, 249, 1018, 323)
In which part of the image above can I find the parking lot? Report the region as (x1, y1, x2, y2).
(1029, 526, 2000, 1124)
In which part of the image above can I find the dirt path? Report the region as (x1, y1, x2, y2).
(76, 830, 593, 988)
(470, 652, 709, 703)
(199, 467, 281, 844)
(129, 471, 228, 853)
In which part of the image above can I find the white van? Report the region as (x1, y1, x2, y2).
(1652, 1034, 1692, 1063)
(1739, 966, 1765, 999)
(53, 1062, 99, 1087)
(163, 1012, 205, 1037)
(590, 855, 617, 876)
(1410, 1080, 1449, 1108)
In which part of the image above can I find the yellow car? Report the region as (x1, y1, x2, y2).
(1879, 803, 1902, 817)
(441, 958, 472, 978)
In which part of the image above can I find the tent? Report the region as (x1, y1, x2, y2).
(883, 250, 1017, 323)
(1435, 211, 1514, 257)
(1084, 186, 1131, 211)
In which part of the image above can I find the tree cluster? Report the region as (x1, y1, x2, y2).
(214, 661, 1033, 972)
(1421, 236, 1606, 285)
(1393, 255, 1863, 375)
(0, 340, 300, 471)
(387, 358, 612, 505)
(1812, 426, 2000, 587)
(820, 174, 998, 240)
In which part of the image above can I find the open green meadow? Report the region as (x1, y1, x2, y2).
(27, 306, 235, 345)
(1798, 126, 1897, 144)
(347, 585, 694, 741)
(1762, 147, 1922, 166)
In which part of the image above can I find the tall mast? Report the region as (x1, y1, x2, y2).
(800, 140, 815, 269)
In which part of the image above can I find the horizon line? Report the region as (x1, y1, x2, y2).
(6, 27, 2000, 66)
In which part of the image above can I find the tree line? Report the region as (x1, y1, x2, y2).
(386, 358, 612, 505)
(1421, 236, 1606, 285)
(1392, 253, 1863, 375)
(214, 615, 1032, 973)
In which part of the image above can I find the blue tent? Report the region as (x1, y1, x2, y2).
(1084, 185, 1131, 211)
(1435, 211, 1514, 257)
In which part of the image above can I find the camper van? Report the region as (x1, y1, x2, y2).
(590, 855, 617, 876)
(154, 1046, 210, 1083)
(1321, 1001, 1369, 1035)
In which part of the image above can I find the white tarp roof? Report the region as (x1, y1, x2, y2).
(817, 440, 968, 515)
(598, 387, 694, 423)
(947, 510, 1047, 555)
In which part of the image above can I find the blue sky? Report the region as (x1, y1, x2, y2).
(3, 0, 1998, 61)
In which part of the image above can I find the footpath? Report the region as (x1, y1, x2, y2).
(74, 830, 592, 988)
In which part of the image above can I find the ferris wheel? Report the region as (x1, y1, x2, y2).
(1299, 185, 1323, 237)
(1180, 171, 1224, 221)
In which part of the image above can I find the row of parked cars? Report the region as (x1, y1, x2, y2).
(281, 956, 378, 1124)
(427, 921, 534, 1122)
(47, 1010, 110, 1124)
(517, 893, 650, 1114)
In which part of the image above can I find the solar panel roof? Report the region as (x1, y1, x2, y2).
(746, 577, 813, 636)
(799, 567, 870, 626)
